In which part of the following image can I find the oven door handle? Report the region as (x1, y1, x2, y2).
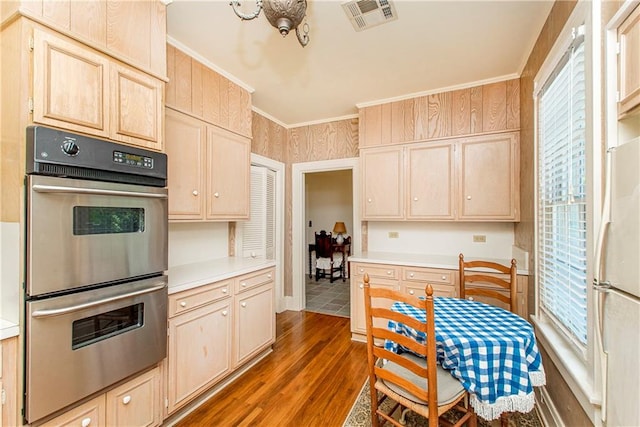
(31, 282, 167, 318)
(32, 184, 168, 199)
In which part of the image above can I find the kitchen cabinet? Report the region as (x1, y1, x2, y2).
(400, 267, 457, 298)
(1, 0, 167, 78)
(350, 263, 400, 337)
(31, 24, 164, 151)
(166, 108, 250, 221)
(166, 44, 252, 138)
(233, 268, 276, 367)
(40, 366, 161, 427)
(362, 132, 519, 221)
(458, 132, 520, 220)
(361, 146, 404, 219)
(618, 5, 640, 117)
(166, 281, 233, 414)
(1, 337, 18, 427)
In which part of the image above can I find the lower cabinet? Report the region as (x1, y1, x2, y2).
(40, 366, 161, 427)
(165, 267, 275, 416)
(350, 263, 400, 338)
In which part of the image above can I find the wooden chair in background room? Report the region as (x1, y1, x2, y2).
(314, 230, 343, 283)
(458, 253, 517, 313)
(363, 273, 477, 427)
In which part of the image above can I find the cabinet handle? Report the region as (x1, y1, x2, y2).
(359, 284, 363, 289)
(222, 288, 228, 294)
(441, 275, 446, 280)
(409, 290, 415, 295)
(468, 296, 474, 301)
(367, 198, 372, 203)
(192, 190, 199, 196)
(466, 195, 472, 200)
(386, 271, 392, 275)
(413, 197, 418, 201)
(409, 273, 414, 278)
(180, 301, 187, 307)
(359, 268, 364, 273)
(241, 282, 247, 287)
(267, 274, 272, 279)
(81, 418, 92, 427)
(122, 395, 131, 405)
(214, 192, 220, 198)
(241, 302, 247, 308)
(222, 310, 228, 316)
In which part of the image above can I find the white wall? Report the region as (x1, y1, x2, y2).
(305, 170, 353, 246)
(168, 222, 229, 268)
(368, 221, 515, 259)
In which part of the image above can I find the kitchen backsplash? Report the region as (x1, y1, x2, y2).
(168, 222, 229, 267)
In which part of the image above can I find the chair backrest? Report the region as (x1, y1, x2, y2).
(363, 273, 439, 423)
(314, 230, 333, 258)
(458, 253, 517, 313)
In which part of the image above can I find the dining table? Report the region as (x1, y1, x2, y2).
(385, 297, 546, 421)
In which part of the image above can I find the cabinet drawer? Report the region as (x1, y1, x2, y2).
(169, 280, 232, 317)
(352, 263, 398, 280)
(235, 268, 275, 294)
(403, 283, 457, 298)
(402, 268, 454, 284)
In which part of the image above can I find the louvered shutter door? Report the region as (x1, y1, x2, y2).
(242, 166, 266, 258)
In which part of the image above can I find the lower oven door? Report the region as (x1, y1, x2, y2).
(25, 276, 168, 423)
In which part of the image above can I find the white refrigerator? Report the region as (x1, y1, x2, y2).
(594, 136, 640, 427)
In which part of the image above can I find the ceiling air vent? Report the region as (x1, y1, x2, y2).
(341, 0, 398, 32)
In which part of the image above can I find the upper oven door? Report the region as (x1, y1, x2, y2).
(27, 175, 168, 297)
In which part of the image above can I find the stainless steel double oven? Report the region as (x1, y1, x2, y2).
(24, 126, 168, 423)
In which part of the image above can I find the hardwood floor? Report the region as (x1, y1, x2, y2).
(175, 311, 369, 427)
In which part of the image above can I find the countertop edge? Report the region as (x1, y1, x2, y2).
(1, 319, 19, 340)
(168, 257, 276, 294)
(348, 252, 530, 276)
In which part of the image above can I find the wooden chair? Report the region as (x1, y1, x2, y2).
(458, 253, 516, 427)
(314, 230, 344, 283)
(363, 273, 477, 427)
(458, 253, 517, 313)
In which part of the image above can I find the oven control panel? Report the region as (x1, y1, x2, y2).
(113, 151, 154, 169)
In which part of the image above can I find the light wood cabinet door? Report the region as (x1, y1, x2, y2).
(234, 283, 274, 367)
(206, 126, 250, 220)
(402, 283, 457, 298)
(32, 27, 110, 137)
(166, 109, 207, 220)
(167, 298, 232, 414)
(350, 263, 400, 338)
(361, 146, 404, 220)
(401, 266, 457, 298)
(105, 367, 161, 427)
(110, 62, 163, 150)
(40, 395, 106, 427)
(406, 142, 455, 219)
(458, 132, 519, 220)
(618, 5, 640, 117)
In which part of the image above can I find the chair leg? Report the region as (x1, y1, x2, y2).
(369, 381, 380, 427)
(500, 412, 509, 427)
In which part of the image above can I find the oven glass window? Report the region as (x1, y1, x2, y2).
(72, 303, 144, 349)
(73, 206, 145, 235)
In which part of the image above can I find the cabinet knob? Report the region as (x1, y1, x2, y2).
(122, 395, 131, 405)
(359, 284, 364, 289)
(222, 310, 228, 316)
(409, 290, 415, 295)
(367, 198, 372, 203)
(268, 274, 272, 279)
(409, 273, 414, 278)
(468, 296, 474, 301)
(241, 302, 247, 308)
(413, 197, 418, 201)
(214, 192, 220, 198)
(241, 282, 247, 287)
(466, 195, 472, 200)
(359, 268, 364, 273)
(222, 288, 228, 294)
(81, 418, 92, 427)
(441, 275, 446, 280)
(386, 271, 392, 275)
(192, 190, 199, 196)
(180, 301, 187, 307)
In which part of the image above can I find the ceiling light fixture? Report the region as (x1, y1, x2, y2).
(229, 0, 310, 47)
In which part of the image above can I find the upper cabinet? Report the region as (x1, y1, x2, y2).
(618, 5, 640, 117)
(361, 132, 520, 222)
(2, 0, 167, 78)
(30, 25, 164, 151)
(359, 79, 520, 147)
(166, 44, 252, 138)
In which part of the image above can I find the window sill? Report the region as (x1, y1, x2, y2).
(530, 315, 602, 425)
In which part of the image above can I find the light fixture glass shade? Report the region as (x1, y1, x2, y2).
(230, 0, 310, 47)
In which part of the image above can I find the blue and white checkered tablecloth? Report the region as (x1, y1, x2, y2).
(385, 297, 546, 421)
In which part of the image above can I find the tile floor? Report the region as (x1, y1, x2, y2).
(305, 274, 350, 318)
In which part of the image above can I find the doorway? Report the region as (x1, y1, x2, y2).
(291, 157, 360, 312)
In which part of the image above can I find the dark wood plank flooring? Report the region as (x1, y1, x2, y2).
(175, 311, 369, 426)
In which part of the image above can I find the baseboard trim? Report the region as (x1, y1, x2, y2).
(536, 386, 563, 427)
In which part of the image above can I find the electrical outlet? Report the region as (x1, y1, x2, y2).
(473, 235, 486, 243)
(388, 231, 399, 238)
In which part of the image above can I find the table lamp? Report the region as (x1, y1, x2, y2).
(333, 222, 347, 244)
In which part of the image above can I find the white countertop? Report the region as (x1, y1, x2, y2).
(348, 251, 529, 275)
(168, 257, 276, 294)
(1, 319, 19, 340)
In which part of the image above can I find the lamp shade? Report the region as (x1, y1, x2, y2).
(333, 222, 347, 235)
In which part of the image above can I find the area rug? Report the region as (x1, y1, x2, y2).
(343, 380, 543, 427)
